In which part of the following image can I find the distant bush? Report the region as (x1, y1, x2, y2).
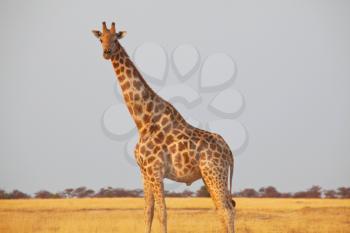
(337, 187, 350, 198)
(166, 189, 194, 197)
(196, 186, 210, 197)
(0, 189, 31, 199)
(95, 187, 142, 198)
(236, 188, 259, 197)
(259, 186, 281, 198)
(35, 190, 62, 199)
(293, 186, 322, 198)
(0, 189, 9, 199)
(324, 189, 337, 198)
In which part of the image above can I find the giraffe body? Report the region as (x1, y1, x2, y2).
(93, 22, 236, 233)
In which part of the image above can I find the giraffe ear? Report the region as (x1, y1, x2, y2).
(92, 30, 102, 38)
(116, 31, 127, 39)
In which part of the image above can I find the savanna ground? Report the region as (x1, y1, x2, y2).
(0, 198, 349, 233)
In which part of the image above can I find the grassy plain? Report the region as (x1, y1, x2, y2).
(0, 198, 349, 233)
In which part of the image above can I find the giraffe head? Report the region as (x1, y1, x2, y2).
(92, 21, 127, 60)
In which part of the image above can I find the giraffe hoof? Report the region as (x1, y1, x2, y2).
(231, 199, 236, 207)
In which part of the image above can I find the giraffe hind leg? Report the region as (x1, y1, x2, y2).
(151, 179, 167, 233)
(201, 166, 235, 233)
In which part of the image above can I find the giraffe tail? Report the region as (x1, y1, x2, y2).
(229, 150, 234, 195)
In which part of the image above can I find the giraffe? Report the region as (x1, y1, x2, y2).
(92, 22, 236, 233)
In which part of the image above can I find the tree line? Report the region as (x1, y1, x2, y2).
(0, 185, 349, 199)
(232, 186, 350, 198)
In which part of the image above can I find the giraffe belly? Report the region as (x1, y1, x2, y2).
(162, 134, 203, 185)
(164, 165, 202, 185)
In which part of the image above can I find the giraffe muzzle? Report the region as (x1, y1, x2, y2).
(103, 49, 112, 59)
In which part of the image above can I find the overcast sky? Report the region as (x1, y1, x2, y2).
(1, 0, 349, 194)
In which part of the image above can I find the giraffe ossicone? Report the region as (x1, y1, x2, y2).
(93, 21, 238, 233)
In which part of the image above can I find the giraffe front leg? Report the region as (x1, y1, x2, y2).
(143, 176, 154, 233)
(151, 179, 167, 233)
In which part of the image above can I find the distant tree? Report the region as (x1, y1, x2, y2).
(280, 192, 292, 198)
(0, 189, 9, 199)
(324, 189, 337, 199)
(182, 189, 194, 197)
(337, 187, 350, 198)
(69, 187, 95, 198)
(294, 186, 322, 198)
(8, 190, 30, 199)
(63, 188, 74, 198)
(95, 187, 115, 197)
(196, 186, 210, 197)
(259, 186, 281, 198)
(84, 189, 95, 197)
(238, 188, 259, 198)
(165, 189, 194, 197)
(95, 187, 109, 197)
(293, 191, 307, 198)
(72, 187, 88, 198)
(94, 187, 142, 197)
(127, 189, 143, 197)
(306, 186, 322, 198)
(35, 190, 61, 199)
(165, 191, 182, 197)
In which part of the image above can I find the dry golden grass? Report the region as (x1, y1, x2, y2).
(0, 198, 349, 233)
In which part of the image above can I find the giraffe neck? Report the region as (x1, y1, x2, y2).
(110, 44, 160, 132)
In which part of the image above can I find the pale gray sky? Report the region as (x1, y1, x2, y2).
(1, 0, 349, 194)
